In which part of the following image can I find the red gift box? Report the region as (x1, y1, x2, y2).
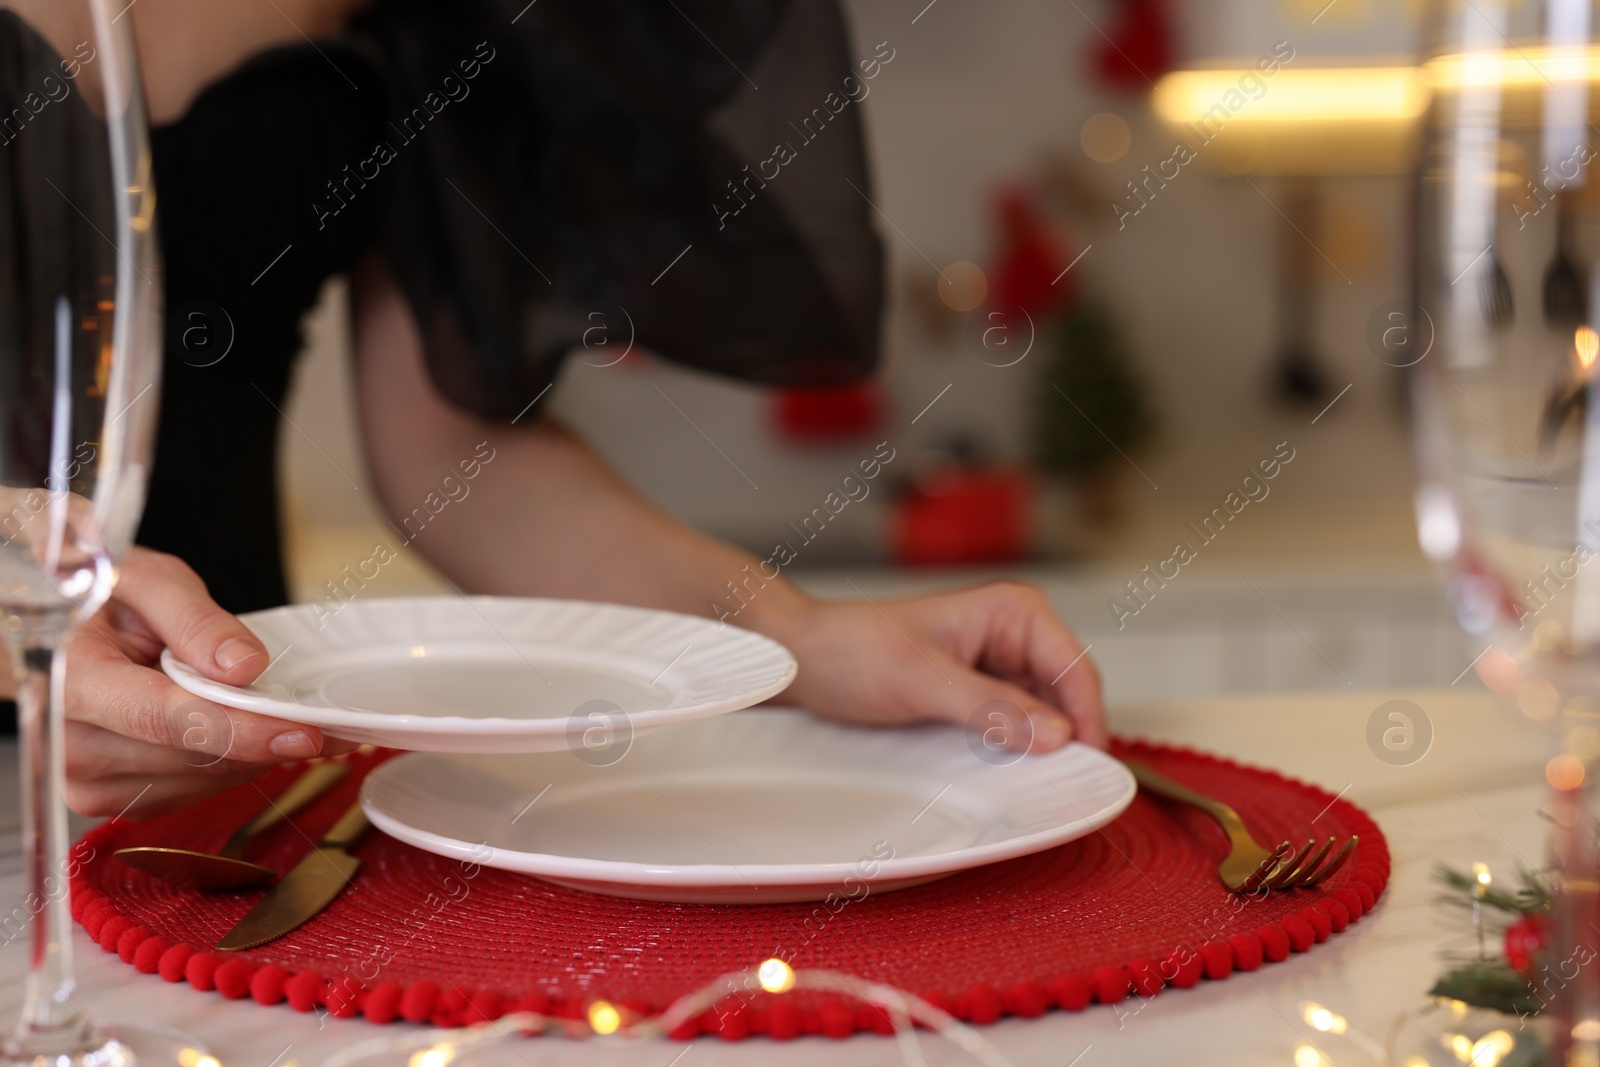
(772, 382, 884, 444)
(892, 467, 1033, 566)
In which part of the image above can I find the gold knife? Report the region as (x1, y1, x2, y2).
(115, 760, 349, 891)
(215, 800, 370, 952)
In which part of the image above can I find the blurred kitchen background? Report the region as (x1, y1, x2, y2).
(275, 0, 1472, 708)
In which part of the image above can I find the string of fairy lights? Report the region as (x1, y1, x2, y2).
(311, 862, 1539, 1067)
(318, 959, 1018, 1067)
(312, 961, 1525, 1067)
(312, 963, 1520, 1067)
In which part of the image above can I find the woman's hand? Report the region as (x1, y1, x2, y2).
(756, 580, 1107, 754)
(58, 547, 349, 817)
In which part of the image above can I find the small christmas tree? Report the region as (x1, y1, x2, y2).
(1032, 299, 1156, 481)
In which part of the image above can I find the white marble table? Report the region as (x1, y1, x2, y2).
(0, 687, 1554, 1066)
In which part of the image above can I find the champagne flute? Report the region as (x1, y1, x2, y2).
(0, 3, 201, 1065)
(1414, 0, 1600, 1061)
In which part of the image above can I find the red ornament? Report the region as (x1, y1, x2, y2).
(990, 188, 1071, 320)
(1091, 0, 1176, 93)
(1503, 914, 1551, 977)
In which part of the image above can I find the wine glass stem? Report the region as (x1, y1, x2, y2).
(8, 624, 100, 1059)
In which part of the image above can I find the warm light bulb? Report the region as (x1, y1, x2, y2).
(1080, 111, 1132, 163)
(1548, 754, 1587, 791)
(1471, 1029, 1514, 1067)
(1153, 67, 1427, 125)
(1300, 1003, 1349, 1034)
(407, 1045, 454, 1067)
(1293, 1044, 1325, 1067)
(1473, 862, 1491, 886)
(936, 261, 988, 312)
(1314, 1010, 1346, 1034)
(587, 1000, 622, 1036)
(1577, 326, 1599, 371)
(1430, 46, 1600, 90)
(758, 958, 796, 994)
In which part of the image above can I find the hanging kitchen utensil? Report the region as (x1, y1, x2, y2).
(1477, 245, 1514, 327)
(1271, 177, 1330, 404)
(1543, 192, 1588, 327)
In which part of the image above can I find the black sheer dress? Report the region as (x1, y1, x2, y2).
(140, 0, 885, 613)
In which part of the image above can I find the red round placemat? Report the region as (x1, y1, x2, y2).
(71, 739, 1389, 1039)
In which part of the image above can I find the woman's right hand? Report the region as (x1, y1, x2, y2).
(58, 547, 351, 817)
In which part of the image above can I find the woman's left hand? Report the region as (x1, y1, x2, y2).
(757, 580, 1106, 756)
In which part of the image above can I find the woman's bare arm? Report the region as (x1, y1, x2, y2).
(351, 257, 1107, 749)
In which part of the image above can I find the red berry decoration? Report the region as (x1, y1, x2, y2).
(1503, 914, 1550, 977)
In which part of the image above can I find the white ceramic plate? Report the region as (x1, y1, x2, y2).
(360, 708, 1137, 903)
(162, 597, 797, 753)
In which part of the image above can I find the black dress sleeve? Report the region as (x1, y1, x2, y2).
(142, 44, 390, 614)
(351, 0, 885, 421)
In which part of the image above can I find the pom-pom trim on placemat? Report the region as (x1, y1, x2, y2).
(71, 740, 1389, 1040)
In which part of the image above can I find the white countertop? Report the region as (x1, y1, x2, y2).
(0, 686, 1551, 1066)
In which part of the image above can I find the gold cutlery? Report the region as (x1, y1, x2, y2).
(215, 798, 370, 951)
(115, 760, 349, 891)
(1124, 760, 1357, 893)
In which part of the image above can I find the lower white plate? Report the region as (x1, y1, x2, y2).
(360, 708, 1136, 903)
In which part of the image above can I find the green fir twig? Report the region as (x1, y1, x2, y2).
(1434, 864, 1551, 917)
(1428, 959, 1543, 1018)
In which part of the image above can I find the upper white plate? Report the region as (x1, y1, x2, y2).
(162, 597, 797, 753)
(360, 708, 1137, 903)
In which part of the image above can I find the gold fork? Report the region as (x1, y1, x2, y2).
(1125, 760, 1357, 893)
